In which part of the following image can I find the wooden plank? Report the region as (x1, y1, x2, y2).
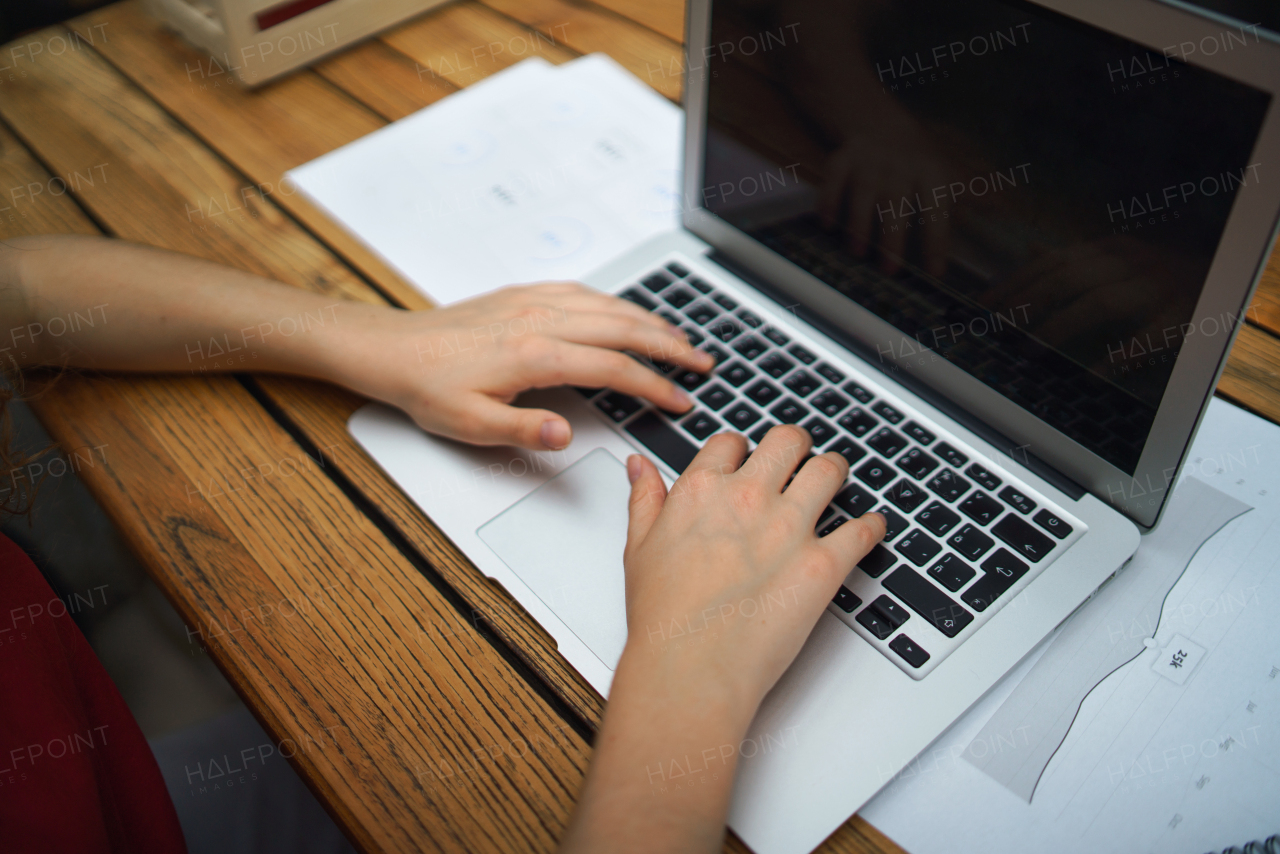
(1218, 323, 1280, 424)
(1249, 237, 1280, 337)
(70, 2, 430, 310)
(585, 0, 685, 45)
(313, 37, 458, 122)
(476, 0, 684, 101)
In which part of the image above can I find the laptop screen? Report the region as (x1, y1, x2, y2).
(701, 0, 1270, 474)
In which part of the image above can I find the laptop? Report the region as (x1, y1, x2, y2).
(349, 0, 1280, 850)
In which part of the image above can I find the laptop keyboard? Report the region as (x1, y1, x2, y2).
(583, 256, 1083, 679)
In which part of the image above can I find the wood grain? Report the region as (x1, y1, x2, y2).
(1218, 322, 1280, 424)
(314, 37, 458, 122)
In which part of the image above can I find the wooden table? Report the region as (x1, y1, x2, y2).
(2, 2, 1277, 852)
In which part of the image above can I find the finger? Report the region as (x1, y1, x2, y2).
(545, 311, 714, 372)
(818, 511, 887, 575)
(683, 431, 748, 478)
(517, 338, 696, 413)
(548, 287, 676, 331)
(509, 282, 675, 333)
(444, 394, 573, 450)
(737, 424, 811, 493)
(784, 451, 850, 522)
(624, 455, 667, 559)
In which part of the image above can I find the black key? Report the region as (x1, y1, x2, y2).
(685, 302, 720, 325)
(992, 514, 1055, 562)
(894, 529, 942, 567)
(1033, 509, 1073, 539)
(723, 402, 762, 431)
(713, 292, 738, 310)
(857, 544, 896, 578)
(856, 605, 896, 640)
(811, 389, 850, 418)
(869, 594, 910, 628)
(784, 370, 822, 398)
(758, 352, 795, 378)
(662, 286, 697, 309)
(687, 276, 713, 294)
(642, 271, 673, 292)
(867, 427, 909, 458)
(681, 325, 705, 346)
(889, 634, 930, 668)
(916, 501, 961, 537)
(818, 516, 847, 538)
(885, 479, 928, 513)
(745, 379, 782, 407)
(626, 411, 699, 473)
(573, 386, 604, 398)
(838, 407, 878, 437)
(872, 401, 904, 423)
(788, 343, 817, 364)
(897, 447, 939, 480)
(843, 382, 874, 404)
(965, 462, 1002, 491)
(737, 309, 763, 328)
(999, 486, 1036, 514)
(818, 504, 836, 525)
(620, 287, 657, 310)
(770, 397, 810, 424)
(959, 491, 1004, 525)
(883, 566, 973, 638)
(854, 457, 897, 490)
(596, 392, 643, 422)
(948, 523, 995, 561)
(903, 421, 936, 445)
(832, 585, 862, 612)
(834, 482, 876, 518)
(681, 410, 721, 440)
(802, 416, 837, 447)
(828, 436, 867, 466)
(701, 342, 729, 364)
(927, 469, 972, 503)
(762, 326, 790, 346)
(928, 554, 976, 593)
(657, 309, 683, 326)
(815, 362, 845, 384)
(673, 369, 710, 392)
(697, 383, 734, 411)
(707, 316, 743, 342)
(877, 506, 908, 541)
(732, 335, 769, 360)
(962, 548, 1030, 611)
(935, 442, 969, 469)
(665, 261, 689, 278)
(748, 421, 776, 444)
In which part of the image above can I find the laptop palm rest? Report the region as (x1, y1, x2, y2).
(477, 447, 631, 670)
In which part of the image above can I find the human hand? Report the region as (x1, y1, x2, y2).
(330, 282, 714, 451)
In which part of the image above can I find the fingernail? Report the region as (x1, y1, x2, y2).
(540, 419, 571, 450)
(675, 388, 694, 408)
(627, 455, 642, 483)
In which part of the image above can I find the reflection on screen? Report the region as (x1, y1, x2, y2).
(702, 0, 1269, 473)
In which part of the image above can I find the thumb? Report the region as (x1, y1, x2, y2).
(624, 455, 666, 558)
(450, 395, 573, 450)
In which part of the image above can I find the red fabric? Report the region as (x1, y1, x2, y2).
(0, 533, 186, 853)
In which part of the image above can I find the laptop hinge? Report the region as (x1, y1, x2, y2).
(706, 249, 1088, 501)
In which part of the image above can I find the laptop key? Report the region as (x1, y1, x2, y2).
(998, 486, 1036, 514)
(770, 397, 810, 424)
(737, 309, 763, 328)
(948, 523, 995, 561)
(867, 427, 908, 458)
(926, 469, 971, 503)
(701, 342, 729, 364)
(962, 548, 1031, 611)
(889, 634, 930, 668)
(573, 386, 604, 399)
(838, 407, 878, 437)
(858, 544, 896, 579)
(681, 410, 721, 440)
(828, 436, 867, 466)
(992, 514, 1055, 562)
(916, 501, 961, 536)
(625, 411, 699, 473)
(733, 335, 769, 360)
(843, 382, 875, 404)
(748, 421, 777, 444)
(762, 326, 790, 346)
(1033, 509, 1073, 539)
(870, 594, 910, 629)
(665, 261, 689, 278)
(707, 317, 743, 343)
(902, 421, 935, 445)
(802, 416, 837, 446)
(745, 379, 782, 406)
(620, 287, 658, 310)
(681, 325, 705, 346)
(959, 491, 1004, 525)
(965, 462, 1002, 491)
(883, 566, 973, 638)
(928, 553, 976, 592)
(834, 482, 877, 518)
(723, 402, 762, 431)
(815, 362, 845, 384)
(685, 302, 720, 325)
(818, 516, 847, 538)
(642, 271, 673, 292)
(872, 401, 904, 423)
(663, 286, 697, 309)
(719, 360, 756, 387)
(697, 383, 734, 411)
(886, 479, 928, 513)
(758, 352, 795, 378)
(935, 442, 969, 469)
(854, 457, 897, 490)
(832, 585, 862, 612)
(713, 293, 738, 310)
(811, 389, 850, 418)
(596, 392, 643, 422)
(687, 276, 714, 293)
(657, 309, 683, 326)
(856, 604, 896, 640)
(897, 447, 939, 480)
(894, 529, 942, 567)
(673, 369, 710, 392)
(784, 370, 822, 398)
(877, 506, 908, 541)
(787, 343, 817, 364)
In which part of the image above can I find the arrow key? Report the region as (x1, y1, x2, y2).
(992, 514, 1055, 562)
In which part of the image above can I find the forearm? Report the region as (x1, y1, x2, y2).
(0, 234, 382, 379)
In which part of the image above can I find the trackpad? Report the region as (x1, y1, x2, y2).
(477, 447, 630, 670)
